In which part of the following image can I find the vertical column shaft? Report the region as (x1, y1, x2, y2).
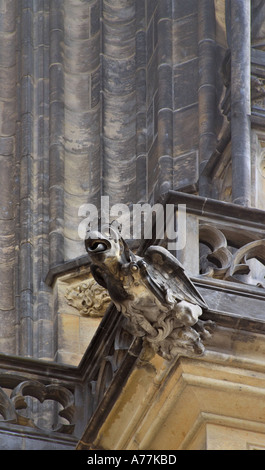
(32, 0, 53, 359)
(135, 0, 147, 203)
(17, 1, 34, 356)
(230, 0, 251, 206)
(63, 0, 101, 259)
(102, 0, 136, 206)
(156, 0, 173, 198)
(198, 0, 216, 195)
(0, 0, 16, 354)
(49, 0, 65, 267)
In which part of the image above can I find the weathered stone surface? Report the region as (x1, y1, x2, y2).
(173, 104, 199, 156)
(174, 59, 199, 110)
(173, 151, 198, 189)
(0, 0, 265, 451)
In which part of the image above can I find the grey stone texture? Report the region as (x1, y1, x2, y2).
(0, 0, 265, 451)
(0, 0, 264, 425)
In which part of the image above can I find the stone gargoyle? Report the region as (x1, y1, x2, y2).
(85, 224, 213, 360)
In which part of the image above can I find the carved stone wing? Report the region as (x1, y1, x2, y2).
(142, 245, 208, 309)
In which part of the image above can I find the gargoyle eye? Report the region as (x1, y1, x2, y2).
(90, 242, 107, 252)
(86, 239, 109, 253)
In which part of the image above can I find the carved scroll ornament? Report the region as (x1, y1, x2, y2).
(199, 224, 265, 287)
(84, 225, 213, 361)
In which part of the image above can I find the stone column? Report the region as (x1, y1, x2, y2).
(101, 0, 137, 206)
(17, 1, 34, 356)
(156, 0, 173, 200)
(135, 0, 147, 203)
(17, 0, 53, 358)
(0, 0, 16, 354)
(63, 0, 101, 260)
(230, 0, 251, 206)
(49, 0, 65, 267)
(198, 0, 217, 196)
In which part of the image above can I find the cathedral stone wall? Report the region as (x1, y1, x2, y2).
(0, 0, 227, 364)
(1, 0, 265, 451)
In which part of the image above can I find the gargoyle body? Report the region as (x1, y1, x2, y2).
(85, 225, 212, 360)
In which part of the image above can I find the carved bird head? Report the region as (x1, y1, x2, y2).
(85, 223, 132, 269)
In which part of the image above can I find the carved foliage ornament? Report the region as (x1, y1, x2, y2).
(66, 278, 110, 317)
(85, 224, 213, 361)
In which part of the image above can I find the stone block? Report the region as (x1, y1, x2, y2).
(58, 313, 80, 355)
(157, 108, 173, 156)
(49, 64, 64, 103)
(173, 104, 199, 156)
(0, 136, 14, 156)
(173, 0, 197, 20)
(49, 29, 63, 65)
(0, 65, 16, 100)
(174, 58, 199, 110)
(91, 65, 100, 107)
(54, 270, 109, 365)
(79, 316, 101, 356)
(158, 64, 172, 110)
(136, 30, 146, 69)
(90, 0, 100, 37)
(157, 19, 172, 64)
(0, 309, 16, 340)
(0, 1, 16, 33)
(0, 424, 77, 450)
(0, 31, 16, 67)
(0, 156, 14, 219)
(173, 150, 198, 189)
(146, 47, 158, 106)
(0, 221, 15, 264)
(64, 34, 100, 74)
(146, 0, 157, 25)
(146, 16, 154, 64)
(64, 72, 90, 111)
(0, 267, 14, 310)
(64, 3, 90, 41)
(0, 99, 16, 137)
(173, 14, 198, 64)
(103, 93, 136, 140)
(206, 424, 265, 450)
(102, 55, 135, 96)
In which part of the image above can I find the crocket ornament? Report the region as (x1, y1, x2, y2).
(85, 223, 213, 360)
